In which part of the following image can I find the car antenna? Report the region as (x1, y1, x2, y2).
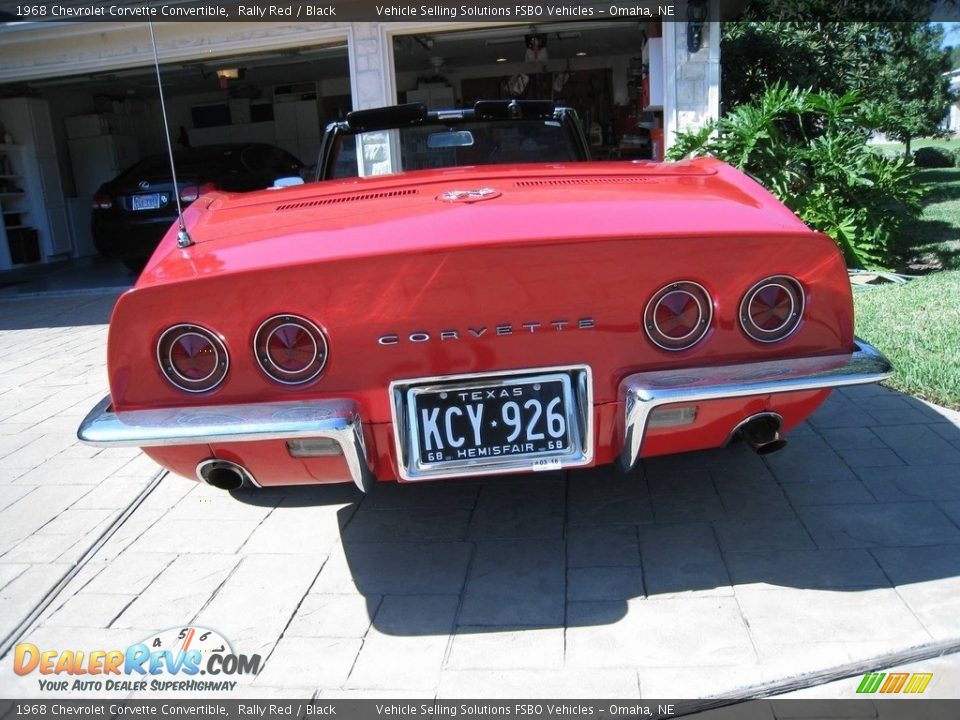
(147, 20, 192, 249)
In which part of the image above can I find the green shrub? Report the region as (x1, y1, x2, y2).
(951, 146, 960, 168)
(667, 83, 924, 269)
(912, 146, 954, 168)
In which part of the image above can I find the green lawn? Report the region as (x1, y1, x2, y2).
(854, 271, 960, 409)
(896, 168, 960, 271)
(869, 136, 960, 154)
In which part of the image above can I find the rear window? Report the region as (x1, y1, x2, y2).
(117, 146, 246, 181)
(331, 119, 580, 179)
(117, 154, 181, 180)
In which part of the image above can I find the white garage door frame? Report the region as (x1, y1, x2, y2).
(0, 22, 353, 85)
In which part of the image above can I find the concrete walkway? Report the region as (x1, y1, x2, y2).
(0, 294, 959, 699)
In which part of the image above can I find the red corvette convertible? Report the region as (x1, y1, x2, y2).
(78, 101, 892, 492)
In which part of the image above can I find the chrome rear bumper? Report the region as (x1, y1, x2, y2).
(77, 396, 376, 492)
(78, 339, 891, 493)
(618, 339, 892, 472)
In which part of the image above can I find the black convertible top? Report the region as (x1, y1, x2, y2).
(317, 100, 589, 180)
(339, 100, 564, 133)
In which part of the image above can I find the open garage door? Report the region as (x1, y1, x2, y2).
(0, 38, 350, 276)
(392, 23, 664, 162)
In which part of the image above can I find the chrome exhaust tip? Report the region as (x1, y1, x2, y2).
(752, 436, 788, 455)
(730, 412, 787, 455)
(196, 459, 256, 491)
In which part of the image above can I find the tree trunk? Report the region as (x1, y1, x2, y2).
(905, 136, 912, 158)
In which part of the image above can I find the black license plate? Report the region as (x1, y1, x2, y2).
(409, 374, 573, 469)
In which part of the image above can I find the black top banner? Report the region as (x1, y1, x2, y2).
(0, 0, 959, 23)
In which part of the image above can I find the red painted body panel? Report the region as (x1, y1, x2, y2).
(109, 158, 854, 486)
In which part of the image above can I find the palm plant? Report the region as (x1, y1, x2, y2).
(667, 83, 923, 269)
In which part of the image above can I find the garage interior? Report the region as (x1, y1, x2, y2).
(0, 20, 665, 285)
(393, 22, 663, 159)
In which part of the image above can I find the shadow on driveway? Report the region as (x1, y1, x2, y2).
(0, 293, 121, 330)
(228, 386, 960, 641)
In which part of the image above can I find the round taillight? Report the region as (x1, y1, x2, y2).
(157, 324, 228, 393)
(254, 314, 328, 385)
(740, 275, 805, 343)
(644, 281, 713, 351)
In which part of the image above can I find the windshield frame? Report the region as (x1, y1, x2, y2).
(316, 102, 589, 181)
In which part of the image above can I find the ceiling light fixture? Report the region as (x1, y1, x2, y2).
(215, 68, 242, 89)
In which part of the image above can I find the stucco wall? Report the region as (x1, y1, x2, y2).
(663, 20, 721, 147)
(347, 22, 395, 110)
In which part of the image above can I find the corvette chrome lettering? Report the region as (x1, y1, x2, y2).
(378, 317, 594, 345)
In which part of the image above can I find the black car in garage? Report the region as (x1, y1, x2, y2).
(92, 143, 304, 270)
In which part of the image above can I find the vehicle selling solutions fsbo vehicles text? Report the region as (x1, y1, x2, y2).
(373, 4, 674, 17)
(375, 4, 595, 17)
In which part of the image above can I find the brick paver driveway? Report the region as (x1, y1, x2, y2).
(1, 293, 959, 698)
(0, 295, 159, 646)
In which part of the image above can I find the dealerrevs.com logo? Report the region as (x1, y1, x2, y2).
(14, 626, 261, 693)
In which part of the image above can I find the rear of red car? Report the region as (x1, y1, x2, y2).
(79, 158, 890, 491)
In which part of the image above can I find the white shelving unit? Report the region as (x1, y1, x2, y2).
(0, 97, 72, 270)
(405, 84, 455, 110)
(274, 98, 321, 165)
(0, 144, 39, 268)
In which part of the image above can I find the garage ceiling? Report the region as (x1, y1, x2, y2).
(17, 21, 648, 100)
(16, 43, 350, 98)
(394, 22, 649, 73)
